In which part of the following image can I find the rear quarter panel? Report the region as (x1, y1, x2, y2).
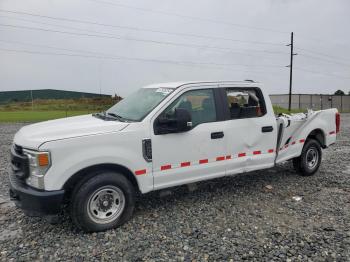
(276, 108, 338, 163)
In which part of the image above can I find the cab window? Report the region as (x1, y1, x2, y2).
(163, 89, 217, 128)
(226, 88, 266, 119)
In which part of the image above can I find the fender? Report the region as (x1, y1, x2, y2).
(39, 129, 153, 193)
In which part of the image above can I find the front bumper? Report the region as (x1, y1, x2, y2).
(9, 170, 65, 216)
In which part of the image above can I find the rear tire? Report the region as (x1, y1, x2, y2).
(70, 171, 135, 232)
(293, 139, 322, 176)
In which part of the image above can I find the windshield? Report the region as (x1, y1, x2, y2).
(106, 87, 174, 121)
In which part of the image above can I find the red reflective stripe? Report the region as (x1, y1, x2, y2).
(291, 141, 296, 145)
(226, 155, 232, 160)
(253, 151, 261, 155)
(329, 131, 336, 135)
(135, 169, 146, 175)
(161, 164, 171, 171)
(238, 153, 246, 157)
(268, 149, 274, 153)
(300, 139, 305, 143)
(216, 156, 225, 161)
(336, 112, 340, 133)
(199, 159, 208, 164)
(181, 162, 191, 167)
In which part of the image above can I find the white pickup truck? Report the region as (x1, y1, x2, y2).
(9, 81, 340, 232)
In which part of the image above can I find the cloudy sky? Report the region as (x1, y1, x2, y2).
(0, 0, 349, 96)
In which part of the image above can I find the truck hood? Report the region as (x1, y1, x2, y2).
(14, 114, 130, 149)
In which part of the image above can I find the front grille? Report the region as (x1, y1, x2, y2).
(11, 144, 29, 179)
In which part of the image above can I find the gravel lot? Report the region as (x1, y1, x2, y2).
(0, 115, 349, 261)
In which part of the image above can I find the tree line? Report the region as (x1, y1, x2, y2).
(334, 90, 350, 95)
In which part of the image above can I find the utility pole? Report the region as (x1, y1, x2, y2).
(286, 32, 298, 112)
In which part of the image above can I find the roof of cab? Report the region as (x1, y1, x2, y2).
(143, 80, 260, 89)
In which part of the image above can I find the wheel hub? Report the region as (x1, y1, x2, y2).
(98, 195, 113, 212)
(87, 186, 125, 224)
(306, 147, 318, 169)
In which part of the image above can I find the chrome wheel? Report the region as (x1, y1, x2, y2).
(87, 186, 125, 224)
(306, 147, 318, 170)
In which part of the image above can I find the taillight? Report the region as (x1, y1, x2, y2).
(336, 112, 340, 133)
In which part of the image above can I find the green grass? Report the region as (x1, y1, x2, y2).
(0, 110, 92, 122)
(0, 97, 118, 122)
(0, 107, 306, 122)
(0, 99, 115, 112)
(0, 98, 307, 122)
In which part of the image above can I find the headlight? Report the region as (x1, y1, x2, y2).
(23, 149, 51, 189)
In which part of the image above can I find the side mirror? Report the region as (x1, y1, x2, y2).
(155, 108, 192, 135)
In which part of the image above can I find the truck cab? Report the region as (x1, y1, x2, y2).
(9, 81, 339, 232)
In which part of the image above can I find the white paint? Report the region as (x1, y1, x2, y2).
(12, 81, 338, 194)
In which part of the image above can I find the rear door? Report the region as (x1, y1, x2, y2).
(222, 86, 277, 173)
(151, 86, 228, 190)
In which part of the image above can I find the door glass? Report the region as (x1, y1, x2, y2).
(163, 89, 217, 127)
(226, 89, 265, 119)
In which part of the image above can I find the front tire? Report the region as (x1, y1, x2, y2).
(70, 172, 135, 232)
(293, 139, 322, 176)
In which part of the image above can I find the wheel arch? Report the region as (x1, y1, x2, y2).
(306, 128, 326, 148)
(63, 163, 141, 199)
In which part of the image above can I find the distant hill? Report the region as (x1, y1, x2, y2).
(0, 89, 111, 104)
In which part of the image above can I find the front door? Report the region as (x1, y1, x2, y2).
(151, 87, 227, 190)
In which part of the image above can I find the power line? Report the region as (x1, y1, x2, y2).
(298, 53, 350, 68)
(282, 33, 350, 107)
(0, 38, 283, 68)
(294, 67, 350, 80)
(86, 0, 289, 35)
(2, 10, 348, 82)
(5, 39, 350, 80)
(0, 23, 289, 57)
(2, 46, 348, 80)
(296, 47, 350, 63)
(87, 0, 349, 50)
(293, 33, 349, 51)
(0, 10, 284, 47)
(3, 9, 348, 69)
(0, 14, 285, 54)
(0, 39, 103, 55)
(0, 46, 284, 70)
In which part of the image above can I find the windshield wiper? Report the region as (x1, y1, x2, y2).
(107, 112, 132, 122)
(93, 111, 106, 119)
(93, 111, 133, 122)
(93, 111, 116, 121)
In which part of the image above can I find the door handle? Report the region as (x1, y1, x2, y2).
(211, 131, 224, 139)
(262, 126, 273, 133)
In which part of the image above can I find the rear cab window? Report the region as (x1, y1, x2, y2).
(225, 88, 266, 119)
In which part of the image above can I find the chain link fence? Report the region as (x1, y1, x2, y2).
(269, 94, 350, 112)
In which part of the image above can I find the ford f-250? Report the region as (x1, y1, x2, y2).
(9, 81, 340, 232)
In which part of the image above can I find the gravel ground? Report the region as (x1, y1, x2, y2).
(0, 115, 350, 261)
